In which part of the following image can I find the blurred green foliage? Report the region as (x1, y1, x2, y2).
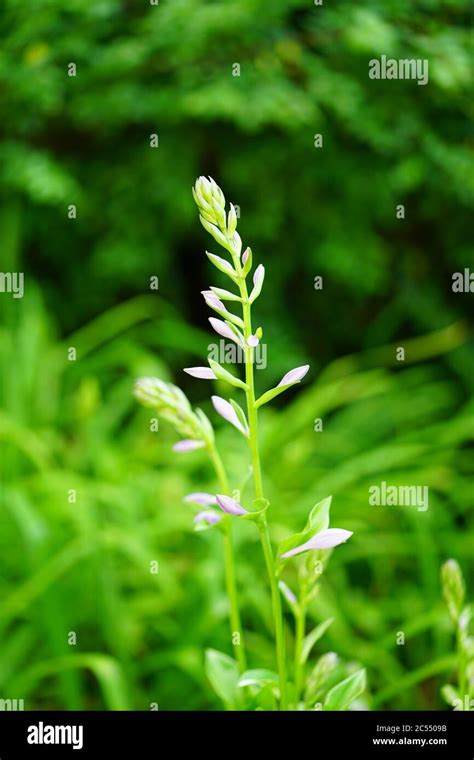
(0, 0, 473, 709)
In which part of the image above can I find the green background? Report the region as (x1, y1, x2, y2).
(0, 0, 472, 709)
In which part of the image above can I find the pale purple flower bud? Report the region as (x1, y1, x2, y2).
(211, 395, 249, 437)
(183, 367, 217, 380)
(209, 317, 243, 346)
(281, 528, 353, 559)
(277, 364, 310, 387)
(249, 264, 265, 303)
(173, 439, 206, 453)
(216, 494, 248, 516)
(247, 335, 259, 347)
(241, 247, 250, 266)
(204, 294, 227, 312)
(232, 232, 242, 257)
(194, 510, 221, 525)
(253, 264, 265, 287)
(184, 493, 218, 506)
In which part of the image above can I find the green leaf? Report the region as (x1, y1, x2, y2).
(238, 669, 279, 689)
(205, 649, 241, 708)
(276, 496, 333, 573)
(305, 496, 332, 535)
(225, 321, 245, 346)
(276, 496, 332, 572)
(201, 220, 232, 251)
(218, 309, 244, 329)
(301, 618, 334, 663)
(209, 359, 248, 391)
(255, 382, 296, 409)
(229, 399, 249, 435)
(276, 530, 307, 568)
(324, 669, 366, 711)
(304, 652, 340, 704)
(210, 286, 242, 302)
(206, 252, 238, 282)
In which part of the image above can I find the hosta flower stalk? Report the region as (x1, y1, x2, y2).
(134, 176, 355, 710)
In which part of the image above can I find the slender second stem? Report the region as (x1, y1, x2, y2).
(209, 445, 230, 494)
(258, 517, 288, 709)
(223, 525, 247, 672)
(293, 580, 308, 705)
(209, 444, 247, 672)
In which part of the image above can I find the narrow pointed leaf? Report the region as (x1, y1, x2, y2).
(255, 365, 309, 408)
(301, 618, 334, 663)
(306, 496, 332, 534)
(206, 252, 238, 281)
(238, 669, 279, 689)
(323, 669, 366, 711)
(209, 359, 248, 391)
(224, 320, 245, 346)
(205, 649, 242, 708)
(204, 298, 244, 328)
(200, 219, 229, 250)
(210, 287, 242, 303)
(229, 399, 250, 436)
(255, 382, 295, 409)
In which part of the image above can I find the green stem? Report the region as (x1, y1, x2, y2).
(258, 519, 288, 709)
(208, 444, 247, 672)
(293, 605, 306, 705)
(223, 525, 247, 672)
(232, 251, 288, 709)
(209, 445, 230, 494)
(241, 300, 264, 498)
